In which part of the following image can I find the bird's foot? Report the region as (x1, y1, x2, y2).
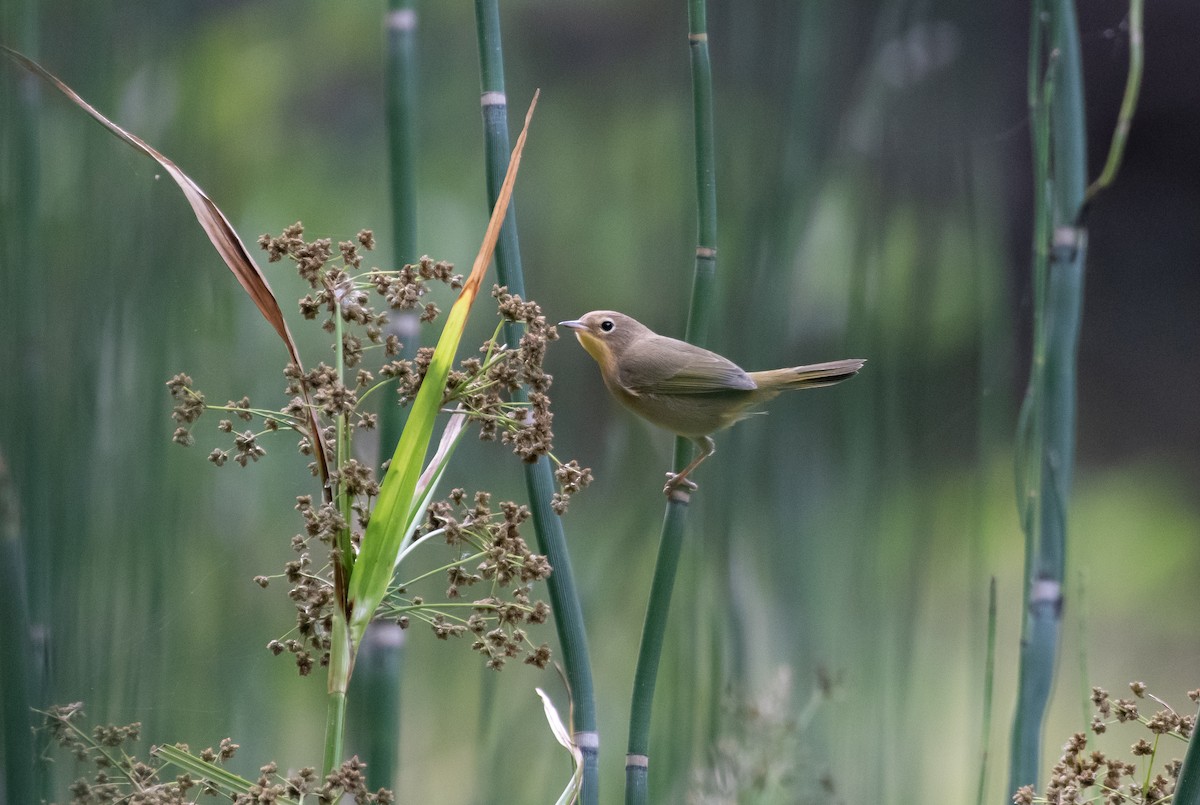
(663, 471, 698, 497)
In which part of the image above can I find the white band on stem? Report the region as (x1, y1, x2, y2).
(387, 9, 416, 31)
(1031, 578, 1061, 604)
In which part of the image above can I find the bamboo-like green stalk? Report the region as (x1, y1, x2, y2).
(378, 0, 420, 457)
(471, 3, 599, 802)
(625, 1, 719, 801)
(346, 622, 404, 788)
(0, 457, 41, 805)
(385, 0, 417, 272)
(1173, 706, 1200, 804)
(1008, 0, 1087, 793)
(625, 500, 690, 804)
(0, 5, 42, 802)
(345, 1, 420, 788)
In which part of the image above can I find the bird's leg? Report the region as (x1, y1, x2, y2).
(663, 436, 715, 496)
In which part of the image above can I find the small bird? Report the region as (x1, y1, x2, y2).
(558, 311, 865, 496)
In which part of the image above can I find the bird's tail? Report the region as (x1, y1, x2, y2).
(748, 358, 866, 390)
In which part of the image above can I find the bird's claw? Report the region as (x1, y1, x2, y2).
(663, 472, 698, 496)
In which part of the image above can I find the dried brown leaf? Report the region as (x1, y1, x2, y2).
(3, 46, 331, 494)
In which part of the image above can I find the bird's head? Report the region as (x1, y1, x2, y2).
(557, 310, 650, 374)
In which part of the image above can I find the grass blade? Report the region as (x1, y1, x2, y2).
(346, 90, 539, 647)
(153, 744, 299, 804)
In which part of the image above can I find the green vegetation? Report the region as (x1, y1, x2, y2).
(2, 2, 1194, 803)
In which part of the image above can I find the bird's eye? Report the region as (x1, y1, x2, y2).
(600, 319, 615, 332)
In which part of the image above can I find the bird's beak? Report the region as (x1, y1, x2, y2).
(558, 319, 586, 331)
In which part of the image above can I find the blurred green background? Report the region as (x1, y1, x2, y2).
(2, 1, 1198, 802)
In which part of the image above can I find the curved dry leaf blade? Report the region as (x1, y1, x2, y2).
(3, 46, 332, 490)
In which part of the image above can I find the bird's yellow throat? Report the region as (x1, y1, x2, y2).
(572, 331, 618, 377)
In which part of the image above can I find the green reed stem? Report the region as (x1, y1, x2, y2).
(346, 1, 420, 789)
(625, 1, 719, 801)
(385, 0, 418, 271)
(1008, 0, 1087, 793)
(1, 6, 43, 802)
(321, 697, 347, 779)
(348, 621, 405, 788)
(378, 0, 420, 460)
(1173, 705, 1200, 804)
(625, 500, 689, 804)
(0, 458, 41, 804)
(322, 300, 355, 778)
(472, 3, 599, 801)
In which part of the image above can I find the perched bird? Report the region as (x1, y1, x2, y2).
(558, 311, 865, 495)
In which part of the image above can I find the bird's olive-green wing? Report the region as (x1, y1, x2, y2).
(617, 334, 757, 395)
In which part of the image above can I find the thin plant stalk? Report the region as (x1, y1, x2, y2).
(974, 577, 998, 805)
(1086, 0, 1144, 201)
(472, 3, 600, 801)
(625, 0, 719, 801)
(1008, 0, 1088, 792)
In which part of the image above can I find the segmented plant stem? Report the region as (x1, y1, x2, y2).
(472, 3, 600, 801)
(626, 0, 720, 801)
(1008, 0, 1087, 793)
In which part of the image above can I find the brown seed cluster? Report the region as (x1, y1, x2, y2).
(39, 702, 394, 804)
(166, 223, 591, 676)
(378, 489, 554, 671)
(1013, 682, 1198, 805)
(262, 494, 340, 675)
(553, 460, 594, 514)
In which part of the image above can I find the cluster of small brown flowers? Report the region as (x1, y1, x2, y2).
(167, 224, 591, 677)
(170, 224, 458, 467)
(40, 701, 393, 804)
(166, 373, 202, 447)
(258, 222, 456, 344)
(1013, 682, 1198, 805)
(230, 757, 392, 804)
(40, 703, 214, 804)
(169, 228, 581, 478)
(375, 489, 553, 671)
(262, 494, 342, 675)
(490, 285, 559, 461)
(552, 459, 594, 514)
(167, 374, 290, 468)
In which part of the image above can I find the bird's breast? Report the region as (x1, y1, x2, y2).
(608, 384, 758, 438)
